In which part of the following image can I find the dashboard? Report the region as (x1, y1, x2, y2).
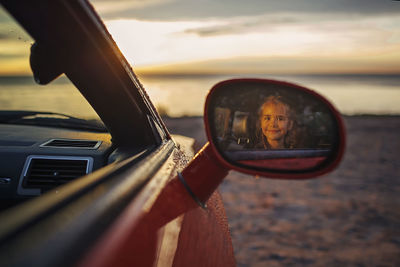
(0, 123, 113, 210)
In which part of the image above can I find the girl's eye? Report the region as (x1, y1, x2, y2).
(263, 116, 270, 121)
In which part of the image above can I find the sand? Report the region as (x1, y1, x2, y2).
(164, 115, 400, 267)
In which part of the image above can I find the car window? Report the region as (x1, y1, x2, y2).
(0, 7, 103, 124)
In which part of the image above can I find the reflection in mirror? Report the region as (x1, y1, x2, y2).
(208, 79, 341, 172)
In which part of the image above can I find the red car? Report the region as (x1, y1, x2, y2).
(0, 1, 345, 266)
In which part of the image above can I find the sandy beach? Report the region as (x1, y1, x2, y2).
(164, 115, 400, 267)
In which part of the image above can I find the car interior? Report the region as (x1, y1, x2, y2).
(0, 1, 167, 212)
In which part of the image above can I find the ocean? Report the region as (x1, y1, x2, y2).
(1, 74, 399, 119)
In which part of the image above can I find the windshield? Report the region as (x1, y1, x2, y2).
(0, 7, 103, 128)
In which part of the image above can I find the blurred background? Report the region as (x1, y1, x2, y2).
(1, 0, 400, 118)
(1, 0, 400, 266)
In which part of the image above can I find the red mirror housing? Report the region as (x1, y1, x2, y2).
(204, 78, 346, 179)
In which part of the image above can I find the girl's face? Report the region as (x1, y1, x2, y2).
(260, 102, 293, 148)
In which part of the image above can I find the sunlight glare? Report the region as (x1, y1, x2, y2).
(105, 14, 400, 73)
(105, 19, 330, 67)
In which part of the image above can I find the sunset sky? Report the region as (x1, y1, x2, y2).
(1, 0, 400, 75)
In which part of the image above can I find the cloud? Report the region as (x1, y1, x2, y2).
(182, 12, 400, 40)
(183, 15, 304, 37)
(136, 54, 400, 75)
(105, 13, 400, 70)
(91, 0, 400, 21)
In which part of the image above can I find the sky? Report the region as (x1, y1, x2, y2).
(1, 0, 400, 75)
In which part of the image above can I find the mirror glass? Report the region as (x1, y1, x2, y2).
(207, 79, 341, 172)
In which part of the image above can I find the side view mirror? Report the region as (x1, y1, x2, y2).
(205, 78, 346, 178)
(147, 78, 346, 225)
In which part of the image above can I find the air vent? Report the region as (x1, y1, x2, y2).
(19, 156, 93, 193)
(41, 139, 101, 149)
